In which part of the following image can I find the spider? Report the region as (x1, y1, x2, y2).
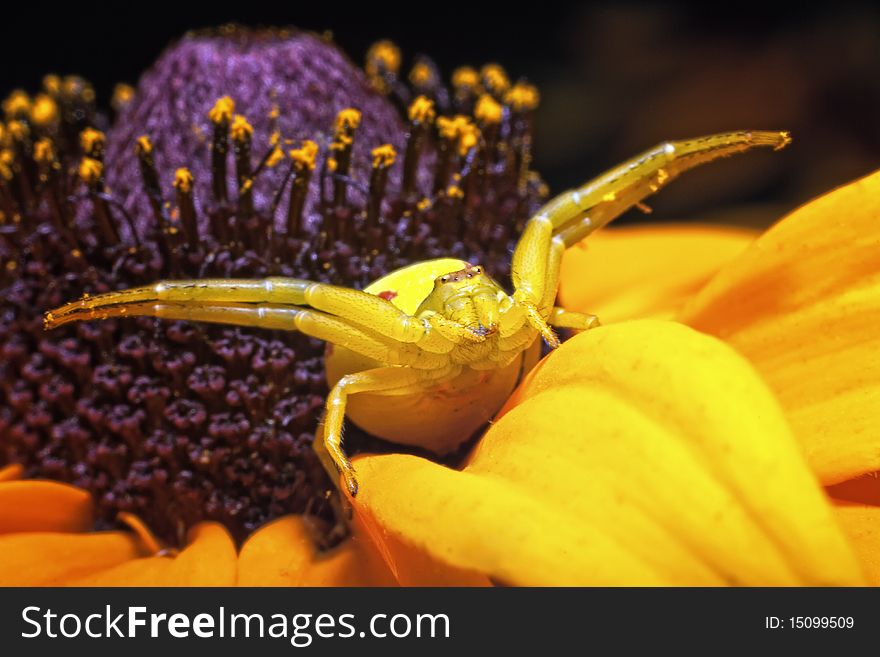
(45, 130, 790, 497)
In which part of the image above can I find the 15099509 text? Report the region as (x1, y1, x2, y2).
(764, 616, 854, 629)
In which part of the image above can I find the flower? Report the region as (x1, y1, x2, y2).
(0, 29, 544, 548)
(2, 26, 878, 587)
(2, 170, 878, 586)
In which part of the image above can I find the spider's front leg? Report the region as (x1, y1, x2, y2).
(45, 276, 430, 344)
(317, 364, 460, 496)
(510, 130, 791, 342)
(44, 277, 460, 497)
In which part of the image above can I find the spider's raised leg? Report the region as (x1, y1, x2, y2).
(318, 364, 460, 496)
(510, 130, 791, 342)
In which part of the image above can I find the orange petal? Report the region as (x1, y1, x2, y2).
(680, 170, 880, 484)
(0, 464, 24, 482)
(238, 515, 397, 586)
(0, 531, 144, 586)
(353, 320, 863, 586)
(0, 480, 93, 534)
(67, 522, 236, 586)
(559, 224, 756, 323)
(832, 504, 880, 586)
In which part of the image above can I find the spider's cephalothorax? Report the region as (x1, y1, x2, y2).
(45, 129, 791, 497)
(1, 28, 549, 546)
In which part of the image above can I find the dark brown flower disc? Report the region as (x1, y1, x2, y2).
(0, 26, 546, 547)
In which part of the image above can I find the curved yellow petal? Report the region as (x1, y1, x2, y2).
(238, 515, 397, 586)
(0, 480, 93, 534)
(354, 453, 662, 586)
(0, 464, 24, 482)
(559, 224, 756, 323)
(832, 504, 880, 586)
(67, 522, 237, 586)
(680, 170, 880, 485)
(354, 321, 863, 585)
(0, 532, 144, 586)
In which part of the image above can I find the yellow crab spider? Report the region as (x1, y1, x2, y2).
(45, 130, 791, 497)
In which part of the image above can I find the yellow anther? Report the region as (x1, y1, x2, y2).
(79, 128, 105, 155)
(335, 108, 362, 133)
(42, 74, 61, 95)
(33, 138, 55, 164)
(436, 116, 459, 140)
(446, 184, 464, 199)
(416, 197, 432, 211)
(452, 66, 480, 91)
(437, 115, 481, 155)
(457, 119, 480, 155)
(208, 96, 235, 124)
(230, 114, 254, 142)
(173, 167, 194, 192)
(7, 120, 28, 142)
(62, 76, 95, 103)
(504, 82, 540, 111)
(481, 63, 510, 95)
(366, 40, 401, 77)
(3, 91, 31, 120)
(475, 94, 503, 125)
(289, 139, 319, 171)
(30, 94, 59, 127)
(266, 144, 284, 168)
(409, 62, 432, 86)
(269, 130, 281, 146)
(112, 83, 135, 110)
(0, 150, 13, 181)
(79, 157, 103, 185)
(371, 144, 397, 169)
(408, 96, 436, 124)
(0, 124, 6, 148)
(136, 135, 153, 155)
(269, 105, 280, 120)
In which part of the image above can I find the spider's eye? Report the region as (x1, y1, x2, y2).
(473, 266, 482, 274)
(440, 275, 449, 284)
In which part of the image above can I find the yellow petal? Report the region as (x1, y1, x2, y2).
(0, 532, 144, 586)
(354, 454, 660, 585)
(559, 224, 756, 323)
(0, 464, 24, 482)
(238, 515, 397, 586)
(67, 522, 237, 586)
(832, 503, 880, 586)
(0, 480, 93, 534)
(680, 170, 880, 484)
(354, 320, 863, 585)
